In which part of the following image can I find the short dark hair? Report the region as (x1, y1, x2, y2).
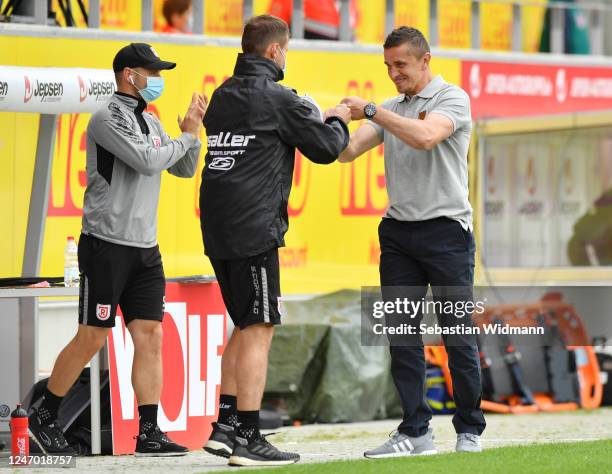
(162, 0, 191, 26)
(383, 26, 430, 58)
(242, 15, 289, 56)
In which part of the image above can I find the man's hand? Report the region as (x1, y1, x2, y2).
(323, 103, 351, 125)
(341, 96, 369, 120)
(178, 93, 208, 137)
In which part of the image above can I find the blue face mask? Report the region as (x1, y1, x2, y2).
(130, 70, 164, 103)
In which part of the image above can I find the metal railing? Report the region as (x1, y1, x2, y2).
(1, 0, 609, 55)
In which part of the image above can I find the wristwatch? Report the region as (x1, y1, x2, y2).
(364, 102, 377, 119)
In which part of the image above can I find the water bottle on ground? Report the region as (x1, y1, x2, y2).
(64, 236, 79, 287)
(10, 403, 29, 464)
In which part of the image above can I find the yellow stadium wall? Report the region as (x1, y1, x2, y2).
(0, 35, 461, 294)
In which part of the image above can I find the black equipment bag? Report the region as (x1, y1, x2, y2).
(23, 368, 113, 455)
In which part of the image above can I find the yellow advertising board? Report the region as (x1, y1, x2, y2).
(385, 0, 546, 53)
(0, 35, 460, 293)
(51, 0, 142, 32)
(99, 0, 142, 31)
(394, 0, 430, 41)
(521, 1, 548, 53)
(204, 0, 270, 36)
(353, 0, 386, 44)
(481, 2, 512, 51)
(50, 0, 546, 53)
(205, 0, 244, 36)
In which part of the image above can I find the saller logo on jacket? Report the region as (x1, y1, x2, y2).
(208, 132, 256, 148)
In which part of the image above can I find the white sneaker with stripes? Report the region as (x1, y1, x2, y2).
(364, 428, 438, 458)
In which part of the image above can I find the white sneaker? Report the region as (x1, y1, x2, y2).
(456, 433, 482, 452)
(364, 428, 438, 459)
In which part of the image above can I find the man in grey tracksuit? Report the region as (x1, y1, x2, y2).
(28, 43, 207, 457)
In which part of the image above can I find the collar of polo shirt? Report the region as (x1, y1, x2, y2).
(398, 75, 445, 102)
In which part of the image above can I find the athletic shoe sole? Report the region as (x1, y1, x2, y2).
(204, 440, 233, 458)
(364, 449, 438, 459)
(228, 455, 299, 466)
(134, 451, 188, 457)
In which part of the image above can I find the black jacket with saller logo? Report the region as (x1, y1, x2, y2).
(200, 53, 349, 259)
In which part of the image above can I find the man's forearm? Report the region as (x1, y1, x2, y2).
(337, 140, 358, 162)
(168, 141, 201, 178)
(371, 107, 433, 150)
(337, 123, 382, 163)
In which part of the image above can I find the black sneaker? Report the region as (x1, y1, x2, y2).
(28, 408, 76, 455)
(228, 433, 299, 466)
(203, 422, 235, 458)
(134, 426, 189, 457)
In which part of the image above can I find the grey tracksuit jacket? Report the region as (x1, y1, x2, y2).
(82, 92, 201, 248)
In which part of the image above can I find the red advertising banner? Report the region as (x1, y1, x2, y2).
(107, 281, 227, 455)
(463, 61, 612, 119)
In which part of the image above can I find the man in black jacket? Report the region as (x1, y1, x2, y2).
(201, 15, 350, 467)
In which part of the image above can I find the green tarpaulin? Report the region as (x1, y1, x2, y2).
(264, 290, 403, 422)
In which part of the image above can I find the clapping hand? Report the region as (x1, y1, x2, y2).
(178, 93, 207, 137)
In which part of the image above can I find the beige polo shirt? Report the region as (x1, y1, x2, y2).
(369, 75, 473, 231)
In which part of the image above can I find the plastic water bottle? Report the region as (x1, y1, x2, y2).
(64, 236, 79, 287)
(10, 403, 29, 464)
